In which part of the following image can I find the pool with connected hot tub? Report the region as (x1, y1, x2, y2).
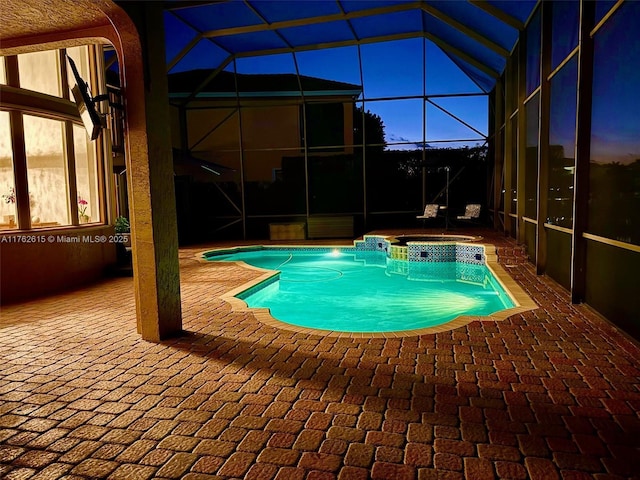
(203, 234, 536, 337)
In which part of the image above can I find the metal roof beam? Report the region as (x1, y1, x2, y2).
(181, 55, 235, 105)
(424, 32, 499, 79)
(233, 31, 424, 58)
(200, 2, 423, 38)
(105, 52, 118, 71)
(167, 34, 203, 72)
(164, 1, 228, 12)
(468, 1, 524, 31)
(228, 29, 499, 80)
(164, 9, 233, 73)
(441, 49, 489, 93)
(335, 0, 361, 42)
(242, 0, 298, 51)
(420, 3, 509, 57)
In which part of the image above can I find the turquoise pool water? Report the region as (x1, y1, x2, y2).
(206, 248, 514, 333)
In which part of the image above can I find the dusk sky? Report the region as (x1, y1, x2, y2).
(590, 0, 640, 165)
(161, 0, 640, 162)
(165, 14, 489, 151)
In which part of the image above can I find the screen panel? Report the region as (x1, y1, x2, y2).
(588, 2, 640, 246)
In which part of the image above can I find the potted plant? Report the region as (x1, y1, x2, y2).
(114, 216, 131, 247)
(2, 187, 16, 226)
(78, 195, 90, 224)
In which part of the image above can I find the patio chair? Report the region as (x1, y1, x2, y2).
(416, 204, 440, 227)
(456, 204, 481, 224)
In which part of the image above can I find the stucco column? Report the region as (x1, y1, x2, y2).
(116, 2, 182, 340)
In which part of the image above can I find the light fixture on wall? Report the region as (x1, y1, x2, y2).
(66, 54, 107, 140)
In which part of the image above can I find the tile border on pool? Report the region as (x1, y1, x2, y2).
(200, 241, 538, 338)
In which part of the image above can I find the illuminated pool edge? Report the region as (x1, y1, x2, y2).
(202, 241, 538, 338)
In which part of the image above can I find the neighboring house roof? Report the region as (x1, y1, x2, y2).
(167, 69, 362, 99)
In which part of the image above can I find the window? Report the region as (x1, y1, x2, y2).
(524, 93, 539, 220)
(551, 1, 579, 71)
(66, 47, 91, 89)
(24, 115, 70, 227)
(509, 116, 518, 215)
(0, 45, 105, 231)
(74, 125, 99, 223)
(525, 9, 541, 96)
(548, 57, 577, 228)
(589, 1, 640, 245)
(18, 50, 61, 97)
(0, 57, 6, 84)
(499, 127, 505, 213)
(506, 47, 519, 115)
(0, 112, 16, 230)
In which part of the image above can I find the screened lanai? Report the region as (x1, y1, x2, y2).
(151, 0, 640, 339)
(2, 0, 637, 340)
(150, 1, 537, 241)
(2, 4, 640, 479)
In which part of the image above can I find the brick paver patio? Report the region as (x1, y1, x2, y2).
(1, 228, 639, 479)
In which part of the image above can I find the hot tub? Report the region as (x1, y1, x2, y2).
(390, 234, 480, 246)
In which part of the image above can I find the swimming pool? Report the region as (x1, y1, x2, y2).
(204, 241, 536, 336)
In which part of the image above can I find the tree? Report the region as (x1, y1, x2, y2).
(353, 105, 386, 151)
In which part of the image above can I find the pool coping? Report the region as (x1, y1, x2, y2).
(198, 242, 538, 338)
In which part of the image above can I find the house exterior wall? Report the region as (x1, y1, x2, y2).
(0, 226, 116, 303)
(172, 97, 357, 183)
(0, 0, 183, 341)
(0, 43, 118, 305)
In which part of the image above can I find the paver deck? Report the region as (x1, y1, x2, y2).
(1, 228, 639, 479)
